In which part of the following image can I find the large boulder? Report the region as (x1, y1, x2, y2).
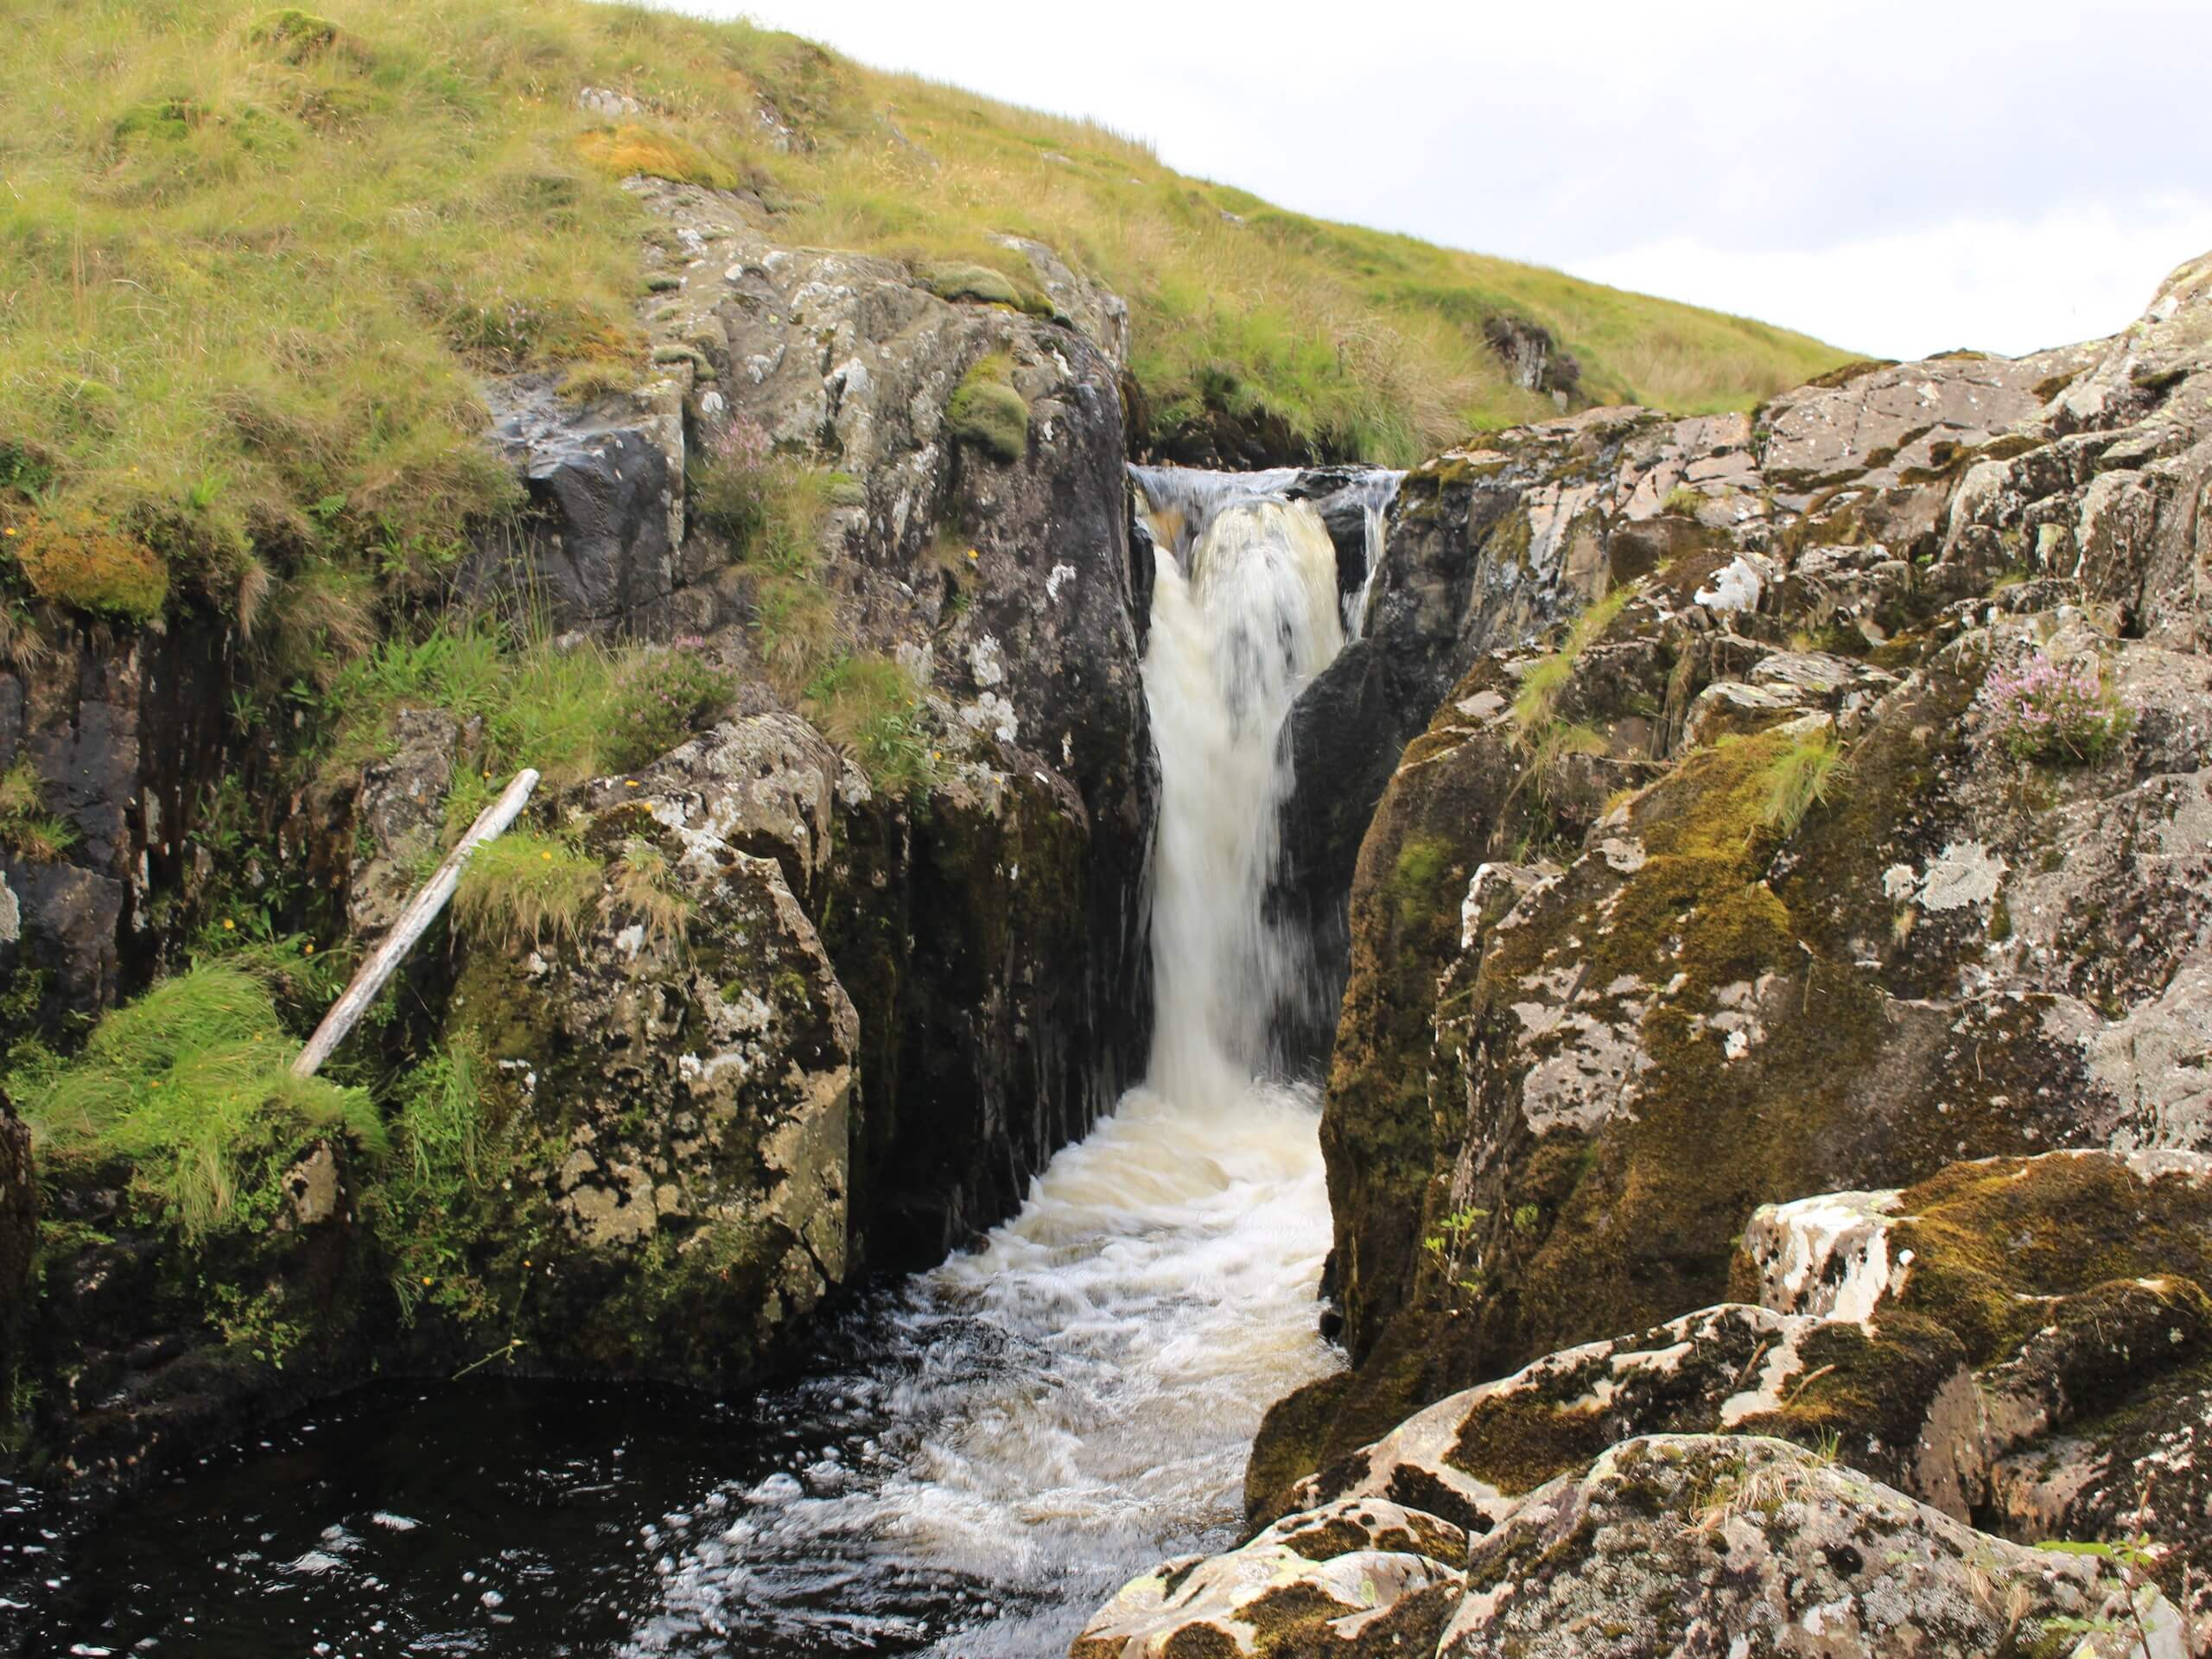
(1072, 1498, 1467, 1659)
(438, 726, 859, 1383)
(1441, 1434, 2182, 1659)
(1271, 1302, 1977, 1535)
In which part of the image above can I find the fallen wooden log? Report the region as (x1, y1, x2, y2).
(291, 766, 541, 1078)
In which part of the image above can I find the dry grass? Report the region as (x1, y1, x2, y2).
(451, 830, 601, 950)
(608, 837, 690, 950)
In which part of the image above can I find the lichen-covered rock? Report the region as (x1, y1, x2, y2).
(1277, 1302, 1978, 1533)
(1440, 1435, 2182, 1659)
(1757, 348, 2091, 497)
(345, 705, 461, 937)
(1071, 1497, 1466, 1659)
(1735, 1151, 2212, 1511)
(620, 179, 1158, 1235)
(447, 770, 857, 1382)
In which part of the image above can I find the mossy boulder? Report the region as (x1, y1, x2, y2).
(431, 748, 858, 1385)
(1276, 1302, 1977, 1534)
(1072, 1497, 1465, 1659)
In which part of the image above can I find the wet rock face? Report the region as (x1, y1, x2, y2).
(0, 1103, 31, 1378)
(0, 623, 227, 1028)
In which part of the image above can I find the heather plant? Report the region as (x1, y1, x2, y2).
(1983, 652, 2134, 765)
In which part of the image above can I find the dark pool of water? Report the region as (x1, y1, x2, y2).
(33, 1379, 772, 1658)
(17, 1308, 1043, 1659)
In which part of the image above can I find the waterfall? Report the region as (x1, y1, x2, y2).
(1343, 480, 1399, 640)
(1141, 488, 1344, 1102)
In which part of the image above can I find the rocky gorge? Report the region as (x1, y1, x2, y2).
(1075, 256, 2212, 1656)
(1, 7, 2209, 1655)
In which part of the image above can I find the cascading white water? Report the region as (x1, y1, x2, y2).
(1144, 493, 1344, 1103)
(617, 477, 1352, 1656)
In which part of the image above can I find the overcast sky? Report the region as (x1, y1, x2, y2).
(659, 0, 2212, 360)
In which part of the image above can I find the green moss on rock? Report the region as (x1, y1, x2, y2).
(946, 353, 1030, 464)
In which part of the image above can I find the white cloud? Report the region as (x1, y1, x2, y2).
(659, 0, 2212, 359)
(1570, 194, 2212, 359)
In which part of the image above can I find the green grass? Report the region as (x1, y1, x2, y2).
(0, 0, 1849, 634)
(0, 760, 79, 863)
(1512, 584, 1637, 737)
(323, 620, 734, 786)
(804, 654, 936, 798)
(1759, 732, 1846, 836)
(451, 829, 601, 950)
(365, 1037, 506, 1320)
(17, 959, 385, 1238)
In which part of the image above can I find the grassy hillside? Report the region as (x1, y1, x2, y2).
(0, 0, 1849, 626)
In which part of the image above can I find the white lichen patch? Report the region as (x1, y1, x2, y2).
(1916, 841, 2007, 912)
(959, 692, 1019, 744)
(1694, 554, 1768, 613)
(967, 634, 1007, 688)
(1739, 1188, 1909, 1321)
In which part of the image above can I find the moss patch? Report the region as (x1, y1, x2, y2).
(5, 508, 168, 623)
(922, 262, 1052, 318)
(946, 353, 1031, 464)
(1888, 1154, 2212, 1364)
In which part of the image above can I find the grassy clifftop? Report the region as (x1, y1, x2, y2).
(0, 0, 1848, 626)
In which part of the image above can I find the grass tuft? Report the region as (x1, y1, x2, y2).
(804, 654, 935, 797)
(575, 123, 741, 191)
(452, 830, 600, 951)
(1758, 732, 1846, 837)
(0, 760, 78, 863)
(1512, 584, 1636, 738)
(609, 837, 691, 950)
(18, 961, 384, 1239)
(325, 624, 733, 786)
